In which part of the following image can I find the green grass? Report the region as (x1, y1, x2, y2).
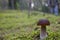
(0, 10, 60, 40)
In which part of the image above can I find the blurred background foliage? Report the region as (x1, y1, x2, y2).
(0, 0, 60, 11)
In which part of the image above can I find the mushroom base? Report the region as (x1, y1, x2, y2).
(40, 26, 47, 39)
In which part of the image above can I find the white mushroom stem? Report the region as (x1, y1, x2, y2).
(40, 26, 47, 40)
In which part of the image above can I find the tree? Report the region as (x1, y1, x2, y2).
(8, 0, 17, 9)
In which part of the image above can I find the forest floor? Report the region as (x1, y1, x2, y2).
(0, 10, 60, 40)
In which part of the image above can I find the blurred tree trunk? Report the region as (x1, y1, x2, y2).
(14, 0, 17, 9)
(8, 0, 14, 9)
(8, 0, 16, 9)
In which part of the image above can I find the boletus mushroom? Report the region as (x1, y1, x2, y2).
(37, 19, 50, 40)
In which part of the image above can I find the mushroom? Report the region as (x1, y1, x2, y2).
(37, 19, 50, 40)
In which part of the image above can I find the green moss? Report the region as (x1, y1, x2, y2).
(0, 10, 60, 40)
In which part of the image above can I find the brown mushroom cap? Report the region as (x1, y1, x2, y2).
(37, 19, 50, 26)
